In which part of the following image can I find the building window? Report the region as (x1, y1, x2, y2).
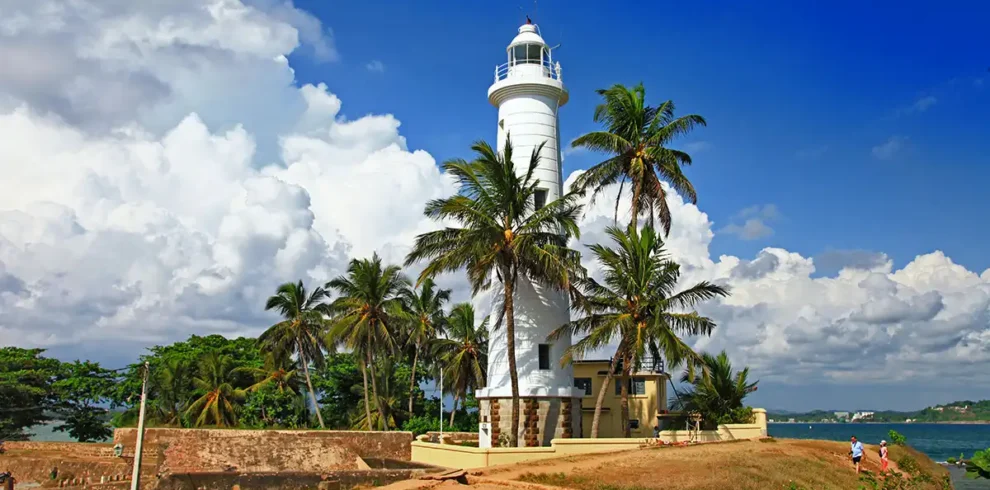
(534, 188, 548, 210)
(629, 419, 640, 429)
(574, 377, 592, 396)
(512, 44, 543, 65)
(615, 377, 647, 396)
(538, 344, 550, 370)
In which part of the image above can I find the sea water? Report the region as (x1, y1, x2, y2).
(769, 423, 990, 462)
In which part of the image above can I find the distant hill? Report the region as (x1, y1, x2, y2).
(769, 399, 990, 423)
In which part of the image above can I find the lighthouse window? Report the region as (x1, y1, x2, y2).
(534, 188, 548, 210)
(512, 44, 543, 65)
(538, 344, 551, 370)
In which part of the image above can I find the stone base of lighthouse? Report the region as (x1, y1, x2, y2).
(478, 396, 582, 447)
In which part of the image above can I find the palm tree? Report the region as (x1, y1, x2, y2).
(235, 350, 300, 394)
(184, 353, 247, 427)
(571, 83, 706, 234)
(327, 254, 409, 431)
(351, 357, 407, 431)
(405, 137, 584, 447)
(676, 351, 758, 429)
(261, 280, 332, 428)
(397, 278, 451, 415)
(550, 224, 727, 437)
(434, 303, 489, 427)
(150, 358, 191, 427)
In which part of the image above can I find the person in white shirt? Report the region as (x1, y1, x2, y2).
(850, 435, 865, 473)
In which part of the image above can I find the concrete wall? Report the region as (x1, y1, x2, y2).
(113, 429, 412, 474)
(412, 409, 769, 469)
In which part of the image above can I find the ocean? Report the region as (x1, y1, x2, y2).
(769, 423, 990, 462)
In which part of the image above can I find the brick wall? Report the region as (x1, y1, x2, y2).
(480, 396, 582, 447)
(112, 429, 412, 474)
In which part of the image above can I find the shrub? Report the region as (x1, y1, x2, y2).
(888, 429, 907, 446)
(966, 448, 990, 479)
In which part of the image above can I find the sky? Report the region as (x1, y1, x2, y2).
(0, 0, 987, 412)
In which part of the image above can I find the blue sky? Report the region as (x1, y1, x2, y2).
(291, 0, 990, 275)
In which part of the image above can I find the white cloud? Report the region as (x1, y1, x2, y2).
(562, 176, 990, 386)
(719, 204, 780, 241)
(1, 0, 988, 390)
(872, 136, 907, 160)
(365, 60, 386, 73)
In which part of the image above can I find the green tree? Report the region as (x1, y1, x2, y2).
(676, 350, 758, 429)
(52, 360, 117, 442)
(434, 303, 488, 427)
(149, 358, 191, 426)
(571, 83, 706, 234)
(327, 254, 409, 431)
(261, 280, 332, 429)
(406, 137, 584, 447)
(550, 224, 727, 437)
(0, 347, 61, 440)
(184, 353, 247, 427)
(351, 357, 408, 431)
(397, 278, 451, 415)
(240, 386, 306, 429)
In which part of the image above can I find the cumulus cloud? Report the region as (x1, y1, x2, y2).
(872, 136, 907, 160)
(563, 177, 990, 386)
(719, 204, 780, 241)
(1, 0, 988, 390)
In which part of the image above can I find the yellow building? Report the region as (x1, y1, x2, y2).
(572, 357, 668, 439)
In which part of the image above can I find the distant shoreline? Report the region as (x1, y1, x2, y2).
(769, 421, 990, 425)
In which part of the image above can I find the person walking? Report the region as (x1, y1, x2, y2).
(850, 435, 865, 473)
(879, 440, 890, 472)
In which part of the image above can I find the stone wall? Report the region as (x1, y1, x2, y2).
(480, 396, 581, 447)
(112, 429, 412, 474)
(156, 469, 433, 490)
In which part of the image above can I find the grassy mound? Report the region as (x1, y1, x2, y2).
(510, 439, 951, 490)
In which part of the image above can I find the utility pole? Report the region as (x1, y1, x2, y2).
(130, 362, 149, 490)
(438, 368, 443, 439)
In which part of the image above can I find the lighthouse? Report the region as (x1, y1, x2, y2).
(475, 19, 581, 448)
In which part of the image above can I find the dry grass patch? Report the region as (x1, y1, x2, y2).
(511, 439, 950, 490)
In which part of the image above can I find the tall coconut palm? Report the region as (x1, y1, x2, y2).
(676, 351, 758, 429)
(434, 303, 489, 427)
(405, 137, 584, 447)
(549, 224, 727, 437)
(261, 280, 332, 428)
(184, 353, 247, 427)
(571, 83, 706, 234)
(327, 254, 409, 431)
(351, 357, 407, 431)
(397, 278, 451, 415)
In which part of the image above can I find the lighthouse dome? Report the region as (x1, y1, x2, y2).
(508, 23, 546, 48)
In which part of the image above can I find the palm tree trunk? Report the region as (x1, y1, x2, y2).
(449, 393, 459, 427)
(503, 267, 521, 448)
(408, 344, 420, 415)
(590, 348, 624, 438)
(368, 350, 385, 431)
(360, 357, 373, 430)
(620, 353, 631, 438)
(630, 173, 642, 229)
(299, 345, 326, 429)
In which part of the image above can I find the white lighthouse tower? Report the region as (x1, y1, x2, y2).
(475, 18, 581, 448)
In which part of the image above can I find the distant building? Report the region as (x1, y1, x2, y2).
(851, 411, 874, 421)
(833, 411, 850, 420)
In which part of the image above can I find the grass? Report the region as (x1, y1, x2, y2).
(509, 439, 950, 490)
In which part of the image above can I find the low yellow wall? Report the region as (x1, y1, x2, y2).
(412, 408, 769, 469)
